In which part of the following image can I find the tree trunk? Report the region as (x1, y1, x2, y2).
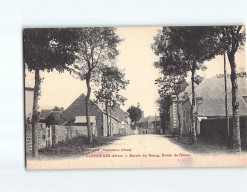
(176, 93, 182, 139)
(106, 104, 110, 137)
(191, 68, 197, 144)
(109, 108, 112, 137)
(227, 52, 241, 152)
(86, 77, 93, 143)
(31, 69, 40, 157)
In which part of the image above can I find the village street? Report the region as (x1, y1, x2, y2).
(27, 134, 247, 169)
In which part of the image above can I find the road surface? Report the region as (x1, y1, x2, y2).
(27, 134, 247, 169)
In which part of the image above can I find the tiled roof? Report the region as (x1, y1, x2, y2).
(137, 117, 149, 123)
(137, 115, 161, 123)
(109, 106, 129, 122)
(178, 83, 198, 100)
(39, 109, 51, 119)
(39, 110, 63, 121)
(63, 93, 129, 122)
(193, 77, 247, 117)
(74, 116, 96, 124)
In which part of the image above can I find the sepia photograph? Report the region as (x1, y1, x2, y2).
(2, 0, 247, 193)
(24, 26, 247, 169)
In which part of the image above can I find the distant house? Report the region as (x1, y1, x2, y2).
(136, 115, 161, 134)
(169, 83, 198, 135)
(62, 93, 131, 137)
(183, 78, 247, 147)
(39, 109, 63, 125)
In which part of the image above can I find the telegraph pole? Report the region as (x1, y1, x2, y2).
(224, 52, 230, 147)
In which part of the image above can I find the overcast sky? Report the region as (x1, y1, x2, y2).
(25, 27, 246, 117)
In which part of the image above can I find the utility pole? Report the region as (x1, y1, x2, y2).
(224, 52, 230, 148)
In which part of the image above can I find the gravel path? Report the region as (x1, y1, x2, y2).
(27, 134, 247, 169)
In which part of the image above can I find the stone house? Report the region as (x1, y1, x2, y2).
(62, 93, 131, 137)
(136, 115, 161, 134)
(182, 78, 247, 147)
(169, 83, 198, 135)
(39, 109, 63, 124)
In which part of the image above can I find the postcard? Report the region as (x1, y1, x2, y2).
(24, 26, 247, 169)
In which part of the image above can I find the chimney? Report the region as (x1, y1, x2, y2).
(196, 96, 203, 105)
(184, 92, 189, 99)
(171, 95, 177, 102)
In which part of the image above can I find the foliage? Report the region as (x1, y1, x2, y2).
(23, 28, 80, 157)
(194, 75, 204, 85)
(94, 65, 129, 108)
(152, 26, 222, 143)
(44, 111, 63, 127)
(127, 105, 143, 124)
(216, 26, 246, 152)
(156, 95, 172, 133)
(215, 72, 246, 78)
(70, 27, 122, 81)
(52, 106, 64, 111)
(24, 28, 79, 72)
(68, 27, 122, 142)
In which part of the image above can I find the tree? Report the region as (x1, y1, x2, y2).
(94, 66, 129, 136)
(23, 28, 78, 157)
(156, 95, 172, 134)
(194, 75, 204, 85)
(52, 106, 64, 111)
(152, 27, 220, 143)
(44, 114, 56, 127)
(155, 74, 187, 138)
(70, 28, 122, 143)
(218, 26, 246, 152)
(152, 32, 189, 138)
(127, 105, 143, 127)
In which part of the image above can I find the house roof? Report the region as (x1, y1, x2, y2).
(74, 116, 96, 124)
(193, 77, 247, 117)
(109, 106, 130, 122)
(137, 117, 149, 123)
(39, 110, 63, 121)
(137, 115, 160, 123)
(63, 93, 129, 123)
(39, 109, 51, 119)
(178, 83, 198, 101)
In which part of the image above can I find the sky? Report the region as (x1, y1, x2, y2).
(25, 27, 246, 117)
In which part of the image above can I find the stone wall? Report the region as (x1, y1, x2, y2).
(51, 125, 88, 145)
(181, 99, 191, 135)
(25, 123, 46, 154)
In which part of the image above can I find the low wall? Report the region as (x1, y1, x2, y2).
(25, 123, 46, 154)
(51, 125, 88, 145)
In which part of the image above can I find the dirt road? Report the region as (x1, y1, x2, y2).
(27, 134, 247, 169)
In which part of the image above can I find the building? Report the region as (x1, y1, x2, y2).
(62, 93, 131, 137)
(136, 115, 161, 134)
(182, 78, 247, 147)
(39, 109, 63, 124)
(169, 83, 198, 135)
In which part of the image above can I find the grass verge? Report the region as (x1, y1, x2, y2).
(27, 135, 122, 160)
